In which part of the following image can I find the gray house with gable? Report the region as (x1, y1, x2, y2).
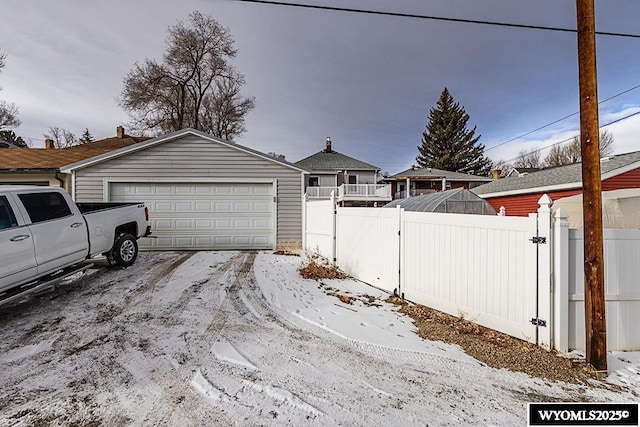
(295, 137, 391, 206)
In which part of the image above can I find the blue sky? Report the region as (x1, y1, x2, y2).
(1, 0, 639, 174)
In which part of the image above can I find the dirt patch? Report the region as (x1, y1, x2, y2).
(299, 257, 346, 281)
(385, 296, 611, 386)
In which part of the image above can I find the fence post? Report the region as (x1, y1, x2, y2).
(302, 193, 307, 251)
(331, 191, 337, 263)
(537, 194, 553, 348)
(553, 208, 570, 352)
(397, 205, 404, 298)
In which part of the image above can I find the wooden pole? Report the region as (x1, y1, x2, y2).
(576, 0, 607, 373)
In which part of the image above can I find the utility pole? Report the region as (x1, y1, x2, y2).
(576, 0, 607, 373)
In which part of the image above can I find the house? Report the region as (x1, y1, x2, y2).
(0, 126, 144, 190)
(505, 167, 540, 178)
(60, 128, 308, 251)
(294, 137, 391, 206)
(387, 166, 492, 199)
(472, 150, 640, 216)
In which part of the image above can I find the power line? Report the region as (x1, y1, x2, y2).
(233, 0, 640, 39)
(486, 83, 640, 153)
(502, 109, 640, 164)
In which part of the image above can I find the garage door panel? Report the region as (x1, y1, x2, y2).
(175, 202, 194, 212)
(110, 182, 275, 250)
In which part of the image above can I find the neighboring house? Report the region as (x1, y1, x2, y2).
(294, 137, 391, 206)
(0, 140, 21, 149)
(505, 167, 540, 178)
(60, 128, 308, 251)
(472, 150, 640, 216)
(387, 166, 492, 199)
(0, 126, 143, 190)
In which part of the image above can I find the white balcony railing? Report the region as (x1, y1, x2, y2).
(307, 184, 392, 201)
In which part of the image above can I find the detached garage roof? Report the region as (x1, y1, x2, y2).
(61, 128, 308, 174)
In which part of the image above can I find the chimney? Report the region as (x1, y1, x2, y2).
(116, 125, 125, 139)
(45, 138, 55, 149)
(325, 137, 332, 153)
(492, 169, 502, 179)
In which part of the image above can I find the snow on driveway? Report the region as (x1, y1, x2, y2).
(0, 251, 638, 426)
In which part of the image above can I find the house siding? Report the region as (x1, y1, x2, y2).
(307, 174, 337, 188)
(486, 189, 581, 216)
(0, 172, 64, 188)
(602, 167, 640, 190)
(73, 135, 304, 246)
(343, 170, 377, 185)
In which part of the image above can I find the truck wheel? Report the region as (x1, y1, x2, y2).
(111, 233, 138, 268)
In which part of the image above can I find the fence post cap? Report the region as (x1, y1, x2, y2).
(538, 194, 553, 208)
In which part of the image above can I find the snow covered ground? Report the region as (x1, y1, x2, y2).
(0, 251, 638, 426)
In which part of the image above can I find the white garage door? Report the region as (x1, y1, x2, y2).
(110, 182, 275, 250)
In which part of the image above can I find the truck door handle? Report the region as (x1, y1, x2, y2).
(71, 222, 84, 228)
(10, 235, 30, 242)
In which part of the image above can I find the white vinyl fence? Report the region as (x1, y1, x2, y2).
(560, 228, 640, 351)
(303, 197, 335, 261)
(304, 194, 640, 351)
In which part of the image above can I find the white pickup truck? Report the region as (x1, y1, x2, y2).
(0, 186, 151, 297)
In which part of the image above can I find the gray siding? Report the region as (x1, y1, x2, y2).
(73, 135, 304, 247)
(344, 170, 377, 185)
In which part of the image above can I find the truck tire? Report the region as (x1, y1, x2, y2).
(111, 233, 138, 268)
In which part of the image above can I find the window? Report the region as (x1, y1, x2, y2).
(309, 177, 319, 187)
(348, 175, 357, 185)
(0, 196, 18, 230)
(18, 192, 72, 223)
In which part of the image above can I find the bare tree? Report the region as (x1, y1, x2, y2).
(0, 50, 21, 131)
(544, 144, 571, 167)
(545, 129, 615, 166)
(44, 127, 78, 148)
(513, 148, 543, 169)
(120, 11, 255, 141)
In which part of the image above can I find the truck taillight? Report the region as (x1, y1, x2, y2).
(145, 207, 149, 221)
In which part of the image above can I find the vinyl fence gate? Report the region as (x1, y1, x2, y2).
(304, 193, 553, 347)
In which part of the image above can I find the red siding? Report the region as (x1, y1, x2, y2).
(485, 167, 640, 216)
(487, 189, 581, 216)
(602, 167, 640, 190)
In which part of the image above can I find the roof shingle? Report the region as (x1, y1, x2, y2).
(0, 135, 147, 170)
(389, 166, 492, 182)
(295, 151, 379, 171)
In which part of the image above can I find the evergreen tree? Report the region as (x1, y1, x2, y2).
(78, 128, 95, 144)
(416, 88, 492, 175)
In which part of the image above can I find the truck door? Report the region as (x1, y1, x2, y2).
(0, 195, 37, 292)
(17, 191, 89, 275)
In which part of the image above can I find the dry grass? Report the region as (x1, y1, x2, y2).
(298, 255, 346, 281)
(387, 296, 610, 386)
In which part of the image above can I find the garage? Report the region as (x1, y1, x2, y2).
(110, 182, 275, 250)
(61, 128, 307, 251)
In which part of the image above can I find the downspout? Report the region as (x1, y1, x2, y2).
(54, 171, 65, 189)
